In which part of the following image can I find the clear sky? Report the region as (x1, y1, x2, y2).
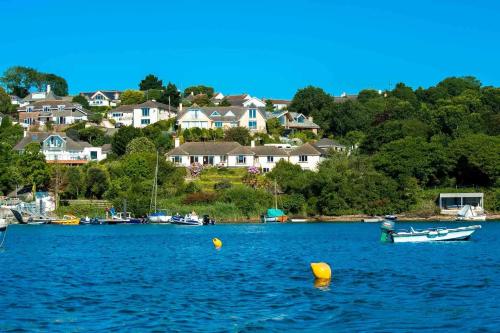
(1, 0, 499, 98)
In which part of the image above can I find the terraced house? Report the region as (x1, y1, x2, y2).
(177, 106, 267, 133)
(17, 100, 87, 128)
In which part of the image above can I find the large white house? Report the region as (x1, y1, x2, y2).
(107, 100, 177, 128)
(177, 106, 267, 133)
(13, 132, 108, 165)
(80, 90, 121, 107)
(166, 139, 326, 171)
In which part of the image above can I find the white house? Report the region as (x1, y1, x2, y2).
(223, 94, 266, 108)
(166, 139, 323, 171)
(80, 90, 121, 107)
(107, 100, 177, 128)
(265, 99, 291, 111)
(177, 106, 267, 133)
(13, 132, 107, 165)
(267, 110, 321, 134)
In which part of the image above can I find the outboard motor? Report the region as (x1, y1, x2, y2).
(380, 220, 395, 243)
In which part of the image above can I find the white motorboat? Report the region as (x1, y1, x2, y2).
(456, 205, 486, 221)
(170, 213, 203, 226)
(148, 211, 172, 223)
(380, 220, 481, 243)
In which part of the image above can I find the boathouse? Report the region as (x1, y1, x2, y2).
(439, 193, 484, 215)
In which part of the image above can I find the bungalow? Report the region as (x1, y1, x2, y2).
(288, 143, 322, 171)
(313, 138, 347, 153)
(80, 90, 121, 107)
(18, 100, 88, 128)
(177, 106, 267, 133)
(13, 132, 107, 165)
(107, 100, 177, 128)
(166, 139, 322, 171)
(267, 110, 320, 134)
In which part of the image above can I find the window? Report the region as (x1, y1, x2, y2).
(237, 155, 246, 164)
(299, 155, 308, 163)
(141, 108, 150, 117)
(220, 155, 227, 162)
(141, 119, 150, 125)
(267, 156, 274, 163)
(95, 94, 103, 100)
(248, 121, 257, 129)
(26, 107, 33, 113)
(263, 167, 270, 173)
(90, 151, 98, 160)
(58, 105, 65, 111)
(43, 105, 50, 112)
(172, 156, 182, 163)
(215, 121, 222, 128)
(190, 156, 199, 164)
(112, 112, 123, 118)
(249, 109, 257, 119)
(210, 111, 221, 117)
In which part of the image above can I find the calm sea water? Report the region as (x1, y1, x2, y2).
(1, 222, 499, 332)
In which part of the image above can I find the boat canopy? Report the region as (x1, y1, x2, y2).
(267, 209, 285, 217)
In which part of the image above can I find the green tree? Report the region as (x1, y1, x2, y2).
(289, 86, 332, 116)
(43, 73, 68, 96)
(224, 127, 251, 145)
(120, 90, 145, 105)
(0, 142, 20, 195)
(63, 167, 84, 198)
(126, 137, 156, 154)
(191, 94, 211, 106)
(184, 85, 214, 98)
(265, 99, 275, 111)
(0, 87, 16, 115)
(139, 74, 163, 91)
(72, 95, 90, 109)
(219, 98, 231, 106)
(1, 66, 41, 97)
(159, 82, 181, 107)
(18, 142, 50, 189)
(111, 126, 143, 155)
(85, 166, 110, 199)
(266, 118, 284, 136)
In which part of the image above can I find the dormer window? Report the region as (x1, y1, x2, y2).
(58, 105, 65, 111)
(210, 111, 221, 117)
(95, 94, 104, 100)
(26, 106, 33, 113)
(43, 105, 50, 112)
(249, 109, 257, 119)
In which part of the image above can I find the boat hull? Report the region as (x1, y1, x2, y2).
(392, 226, 481, 243)
(148, 215, 171, 223)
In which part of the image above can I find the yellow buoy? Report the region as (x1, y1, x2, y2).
(310, 262, 331, 280)
(212, 238, 222, 249)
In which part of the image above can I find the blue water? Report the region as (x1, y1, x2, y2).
(1, 222, 500, 332)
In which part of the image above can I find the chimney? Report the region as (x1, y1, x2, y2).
(23, 129, 28, 138)
(114, 92, 119, 100)
(179, 103, 183, 111)
(174, 137, 180, 148)
(46, 85, 51, 93)
(250, 140, 255, 148)
(340, 92, 346, 97)
(308, 116, 314, 122)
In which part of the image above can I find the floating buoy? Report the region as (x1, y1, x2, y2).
(310, 262, 331, 280)
(212, 238, 222, 249)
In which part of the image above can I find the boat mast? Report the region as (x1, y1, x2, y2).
(154, 151, 159, 213)
(274, 179, 277, 209)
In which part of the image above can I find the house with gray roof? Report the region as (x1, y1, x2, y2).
(80, 90, 121, 107)
(314, 138, 347, 154)
(177, 106, 267, 133)
(266, 110, 321, 134)
(17, 100, 87, 129)
(13, 132, 107, 165)
(166, 139, 322, 171)
(107, 100, 177, 128)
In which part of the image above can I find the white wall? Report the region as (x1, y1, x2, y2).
(108, 111, 133, 126)
(227, 155, 254, 167)
(289, 155, 321, 171)
(254, 156, 287, 172)
(133, 107, 160, 128)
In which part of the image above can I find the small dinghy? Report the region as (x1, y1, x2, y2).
(456, 205, 486, 221)
(380, 220, 481, 243)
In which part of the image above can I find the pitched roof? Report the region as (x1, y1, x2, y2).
(13, 132, 94, 151)
(166, 142, 242, 156)
(110, 101, 175, 113)
(315, 138, 346, 148)
(81, 91, 121, 100)
(268, 99, 291, 105)
(228, 145, 254, 156)
(289, 142, 322, 156)
(22, 91, 62, 102)
(250, 146, 289, 156)
(225, 94, 250, 101)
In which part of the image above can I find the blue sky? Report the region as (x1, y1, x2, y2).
(1, 0, 499, 98)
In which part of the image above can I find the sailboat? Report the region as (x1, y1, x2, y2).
(261, 179, 288, 223)
(147, 151, 172, 223)
(456, 205, 486, 221)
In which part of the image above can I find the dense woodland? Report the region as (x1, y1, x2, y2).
(0, 73, 499, 217)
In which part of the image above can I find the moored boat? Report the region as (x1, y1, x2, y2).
(0, 217, 7, 231)
(52, 215, 80, 225)
(148, 211, 171, 224)
(380, 220, 481, 243)
(170, 212, 203, 226)
(362, 216, 384, 223)
(261, 209, 288, 223)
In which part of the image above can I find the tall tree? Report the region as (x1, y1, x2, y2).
(43, 73, 68, 96)
(18, 142, 50, 189)
(159, 82, 181, 107)
(139, 74, 163, 91)
(224, 127, 251, 145)
(184, 85, 214, 98)
(120, 90, 145, 105)
(289, 86, 332, 116)
(111, 126, 143, 155)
